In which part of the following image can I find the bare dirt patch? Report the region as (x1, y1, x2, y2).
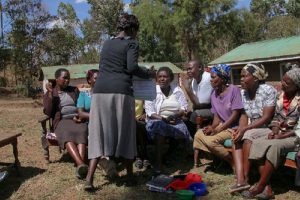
(0, 97, 299, 199)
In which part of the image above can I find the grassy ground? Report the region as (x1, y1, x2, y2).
(0, 97, 299, 200)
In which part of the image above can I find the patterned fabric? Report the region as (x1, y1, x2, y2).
(146, 120, 191, 141)
(211, 64, 231, 81)
(270, 91, 300, 132)
(243, 63, 268, 81)
(241, 84, 277, 124)
(145, 85, 188, 118)
(77, 90, 92, 112)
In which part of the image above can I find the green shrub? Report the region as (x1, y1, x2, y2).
(15, 84, 28, 97)
(0, 77, 7, 87)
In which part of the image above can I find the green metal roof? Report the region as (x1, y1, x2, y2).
(209, 35, 300, 66)
(41, 62, 182, 80)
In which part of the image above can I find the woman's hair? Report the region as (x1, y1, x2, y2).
(117, 13, 139, 32)
(55, 68, 69, 79)
(286, 68, 300, 88)
(243, 63, 268, 84)
(157, 66, 174, 82)
(86, 69, 99, 83)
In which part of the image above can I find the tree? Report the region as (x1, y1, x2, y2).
(43, 2, 82, 65)
(87, 0, 124, 37)
(4, 0, 53, 84)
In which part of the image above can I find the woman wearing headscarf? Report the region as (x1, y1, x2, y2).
(193, 64, 243, 170)
(85, 13, 156, 190)
(242, 68, 300, 199)
(229, 64, 277, 193)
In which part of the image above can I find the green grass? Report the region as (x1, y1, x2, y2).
(0, 97, 299, 200)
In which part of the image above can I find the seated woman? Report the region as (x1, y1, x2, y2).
(230, 64, 277, 193)
(193, 64, 243, 169)
(242, 68, 300, 199)
(76, 69, 99, 121)
(43, 68, 88, 179)
(144, 66, 190, 174)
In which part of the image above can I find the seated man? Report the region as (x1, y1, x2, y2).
(181, 60, 213, 135)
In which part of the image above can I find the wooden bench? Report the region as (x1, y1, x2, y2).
(0, 133, 22, 171)
(223, 139, 297, 169)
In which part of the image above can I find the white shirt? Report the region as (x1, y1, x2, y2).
(191, 71, 212, 104)
(145, 85, 188, 118)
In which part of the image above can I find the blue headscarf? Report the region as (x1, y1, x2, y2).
(211, 64, 231, 81)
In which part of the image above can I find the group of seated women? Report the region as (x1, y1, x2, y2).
(43, 64, 300, 197)
(192, 63, 300, 199)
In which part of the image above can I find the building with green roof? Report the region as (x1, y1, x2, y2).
(40, 62, 183, 92)
(209, 35, 300, 84)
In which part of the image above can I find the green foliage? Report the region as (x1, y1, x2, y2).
(87, 0, 124, 36)
(0, 76, 7, 87)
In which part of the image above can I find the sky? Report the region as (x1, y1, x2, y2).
(43, 0, 251, 22)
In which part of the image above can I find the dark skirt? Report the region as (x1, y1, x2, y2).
(55, 118, 88, 148)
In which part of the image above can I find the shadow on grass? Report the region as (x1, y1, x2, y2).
(0, 163, 46, 199)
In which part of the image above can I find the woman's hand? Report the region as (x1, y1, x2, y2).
(148, 66, 157, 78)
(232, 127, 247, 143)
(73, 116, 82, 123)
(203, 125, 214, 135)
(136, 113, 146, 121)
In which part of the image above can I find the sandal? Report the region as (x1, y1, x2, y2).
(229, 183, 251, 193)
(143, 160, 151, 169)
(134, 158, 143, 169)
(76, 164, 88, 179)
(255, 191, 275, 200)
(84, 180, 95, 191)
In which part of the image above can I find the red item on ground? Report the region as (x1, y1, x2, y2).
(166, 173, 202, 190)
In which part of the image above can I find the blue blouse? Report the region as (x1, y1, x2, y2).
(77, 91, 92, 112)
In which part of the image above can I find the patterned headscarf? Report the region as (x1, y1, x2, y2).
(243, 63, 268, 81)
(286, 68, 300, 88)
(211, 64, 231, 81)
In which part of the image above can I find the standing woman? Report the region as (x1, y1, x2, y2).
(85, 13, 155, 189)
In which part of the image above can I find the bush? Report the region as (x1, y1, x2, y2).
(15, 84, 28, 97)
(0, 77, 7, 87)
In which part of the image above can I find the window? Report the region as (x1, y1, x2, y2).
(231, 68, 242, 85)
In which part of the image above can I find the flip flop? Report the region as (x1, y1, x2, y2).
(229, 183, 251, 193)
(84, 181, 95, 191)
(255, 191, 275, 200)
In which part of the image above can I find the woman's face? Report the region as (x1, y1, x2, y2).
(240, 69, 256, 90)
(56, 71, 70, 89)
(210, 72, 223, 89)
(157, 70, 171, 89)
(88, 72, 98, 88)
(281, 73, 297, 94)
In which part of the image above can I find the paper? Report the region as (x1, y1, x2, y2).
(133, 77, 156, 100)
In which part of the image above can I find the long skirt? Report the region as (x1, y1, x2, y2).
(88, 93, 136, 160)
